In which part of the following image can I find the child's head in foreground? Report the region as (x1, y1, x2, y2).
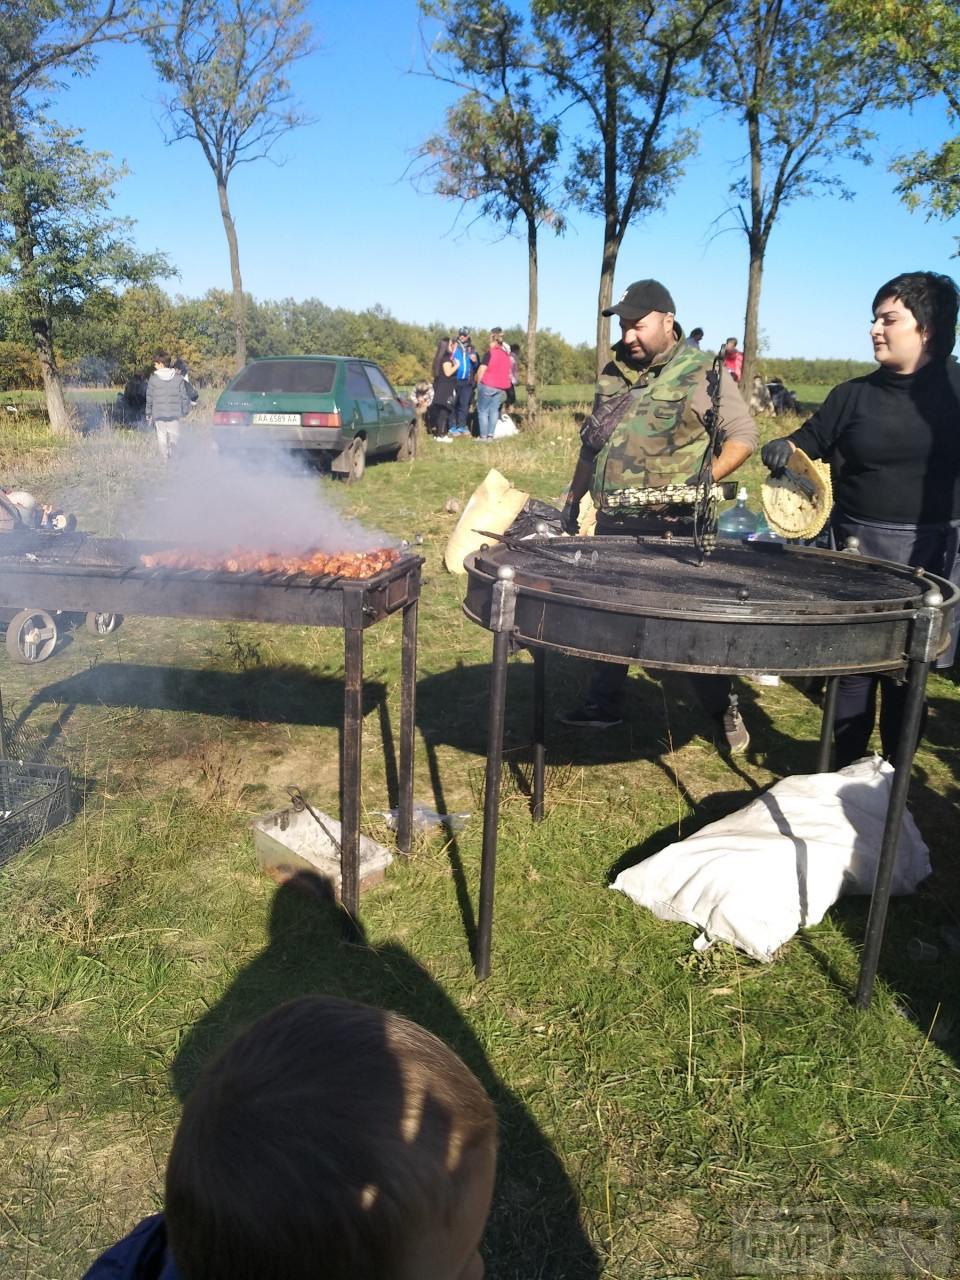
(166, 995, 498, 1280)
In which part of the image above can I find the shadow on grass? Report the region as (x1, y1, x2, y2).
(171, 872, 600, 1280)
(10, 661, 386, 727)
(8, 660, 404, 815)
(417, 655, 827, 778)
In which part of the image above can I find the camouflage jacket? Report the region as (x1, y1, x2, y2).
(588, 339, 715, 507)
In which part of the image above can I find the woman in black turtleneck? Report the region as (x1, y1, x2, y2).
(761, 270, 960, 767)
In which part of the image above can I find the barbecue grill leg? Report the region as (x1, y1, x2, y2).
(397, 593, 418, 855)
(477, 625, 511, 980)
(341, 625, 364, 920)
(0, 684, 7, 760)
(532, 648, 545, 822)
(856, 655, 930, 1009)
(817, 676, 839, 771)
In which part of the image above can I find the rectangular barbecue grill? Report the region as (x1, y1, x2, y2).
(0, 529, 422, 914)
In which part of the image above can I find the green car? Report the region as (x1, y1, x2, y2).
(211, 356, 417, 482)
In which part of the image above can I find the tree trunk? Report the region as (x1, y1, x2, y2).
(595, 229, 619, 378)
(217, 177, 247, 373)
(740, 243, 764, 398)
(525, 214, 539, 430)
(0, 98, 73, 435)
(740, 100, 766, 399)
(33, 316, 73, 435)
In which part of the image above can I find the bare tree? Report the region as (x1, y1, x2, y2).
(416, 0, 565, 426)
(150, 0, 314, 372)
(706, 0, 890, 391)
(532, 0, 724, 372)
(0, 0, 150, 433)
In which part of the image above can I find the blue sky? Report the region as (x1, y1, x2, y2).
(51, 1, 958, 360)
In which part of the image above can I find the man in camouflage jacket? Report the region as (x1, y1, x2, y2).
(557, 279, 759, 753)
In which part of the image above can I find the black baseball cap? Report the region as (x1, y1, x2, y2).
(602, 279, 676, 319)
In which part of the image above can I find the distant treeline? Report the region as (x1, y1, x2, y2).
(0, 285, 873, 392)
(757, 357, 875, 386)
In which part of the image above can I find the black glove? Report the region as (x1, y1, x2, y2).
(560, 499, 580, 535)
(760, 437, 793, 475)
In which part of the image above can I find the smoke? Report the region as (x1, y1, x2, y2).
(126, 439, 397, 553)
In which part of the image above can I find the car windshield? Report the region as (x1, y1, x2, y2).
(231, 361, 336, 395)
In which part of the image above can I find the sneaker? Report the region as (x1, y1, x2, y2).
(434, 435, 452, 443)
(555, 703, 623, 729)
(716, 705, 750, 754)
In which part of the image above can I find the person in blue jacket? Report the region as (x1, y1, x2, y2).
(82, 995, 498, 1280)
(450, 327, 479, 436)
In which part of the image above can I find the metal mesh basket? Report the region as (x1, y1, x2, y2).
(0, 759, 71, 866)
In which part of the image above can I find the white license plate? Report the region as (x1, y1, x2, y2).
(252, 412, 300, 425)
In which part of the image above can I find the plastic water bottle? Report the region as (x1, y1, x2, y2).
(717, 486, 758, 539)
(747, 511, 784, 544)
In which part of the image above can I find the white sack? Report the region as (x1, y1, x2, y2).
(443, 469, 528, 574)
(612, 757, 931, 962)
(493, 413, 518, 438)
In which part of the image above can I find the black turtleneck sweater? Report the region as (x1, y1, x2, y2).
(788, 359, 960, 525)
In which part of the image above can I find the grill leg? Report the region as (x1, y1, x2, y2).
(341, 626, 364, 919)
(397, 594, 418, 855)
(0, 683, 7, 760)
(532, 648, 545, 822)
(476, 626, 511, 980)
(817, 675, 839, 771)
(855, 656, 929, 1009)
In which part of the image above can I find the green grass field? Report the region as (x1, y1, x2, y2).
(0, 407, 958, 1277)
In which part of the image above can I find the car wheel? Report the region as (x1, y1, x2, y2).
(85, 611, 122, 636)
(343, 437, 367, 484)
(396, 422, 417, 462)
(5, 608, 59, 664)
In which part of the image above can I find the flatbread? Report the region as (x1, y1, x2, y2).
(761, 448, 832, 539)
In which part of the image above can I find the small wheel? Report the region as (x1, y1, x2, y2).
(396, 422, 417, 462)
(343, 437, 367, 484)
(85, 611, 122, 636)
(5, 608, 59, 664)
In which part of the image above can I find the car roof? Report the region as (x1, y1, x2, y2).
(239, 355, 379, 364)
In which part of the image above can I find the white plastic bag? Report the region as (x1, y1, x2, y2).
(493, 413, 518, 438)
(612, 757, 931, 962)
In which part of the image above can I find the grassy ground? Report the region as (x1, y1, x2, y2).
(0, 408, 958, 1278)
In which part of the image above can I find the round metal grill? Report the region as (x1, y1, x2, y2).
(464, 537, 956, 675)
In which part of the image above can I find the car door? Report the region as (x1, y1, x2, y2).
(363, 363, 408, 453)
(343, 362, 380, 442)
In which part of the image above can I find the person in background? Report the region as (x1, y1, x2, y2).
(722, 336, 743, 382)
(450, 327, 478, 437)
(173, 358, 200, 406)
(411, 378, 434, 432)
(686, 326, 704, 350)
(556, 279, 758, 753)
(146, 352, 194, 462)
(475, 327, 513, 441)
(506, 342, 521, 408)
(428, 337, 457, 442)
(761, 270, 960, 767)
(82, 994, 498, 1280)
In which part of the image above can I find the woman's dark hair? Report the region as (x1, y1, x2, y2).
(872, 271, 960, 361)
(689, 327, 704, 341)
(431, 337, 452, 379)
